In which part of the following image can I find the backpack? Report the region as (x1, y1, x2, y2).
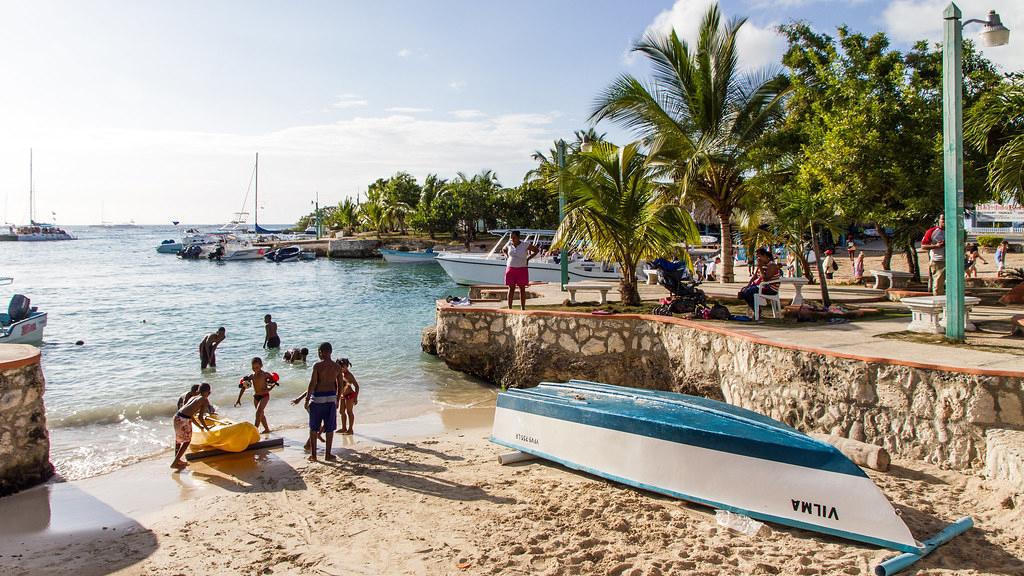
(831, 259, 839, 271)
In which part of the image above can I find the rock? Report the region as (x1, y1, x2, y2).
(986, 429, 1024, 492)
(999, 283, 1024, 306)
(421, 325, 438, 355)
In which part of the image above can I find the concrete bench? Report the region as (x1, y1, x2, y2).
(644, 269, 660, 286)
(869, 270, 913, 290)
(901, 295, 981, 334)
(780, 277, 809, 306)
(566, 282, 616, 305)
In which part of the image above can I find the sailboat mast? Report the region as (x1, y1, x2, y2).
(29, 148, 33, 224)
(254, 152, 259, 230)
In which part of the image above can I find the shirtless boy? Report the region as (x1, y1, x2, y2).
(172, 383, 213, 469)
(199, 327, 226, 370)
(235, 357, 278, 433)
(303, 342, 343, 462)
(283, 347, 309, 363)
(337, 358, 359, 435)
(263, 315, 280, 349)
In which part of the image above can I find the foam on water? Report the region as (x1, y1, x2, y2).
(3, 226, 493, 479)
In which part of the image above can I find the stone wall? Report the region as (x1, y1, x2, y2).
(0, 346, 52, 496)
(327, 238, 382, 258)
(433, 306, 1024, 471)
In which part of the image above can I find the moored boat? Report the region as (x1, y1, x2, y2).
(380, 247, 440, 264)
(0, 279, 47, 345)
(264, 245, 302, 262)
(491, 380, 922, 553)
(436, 229, 628, 285)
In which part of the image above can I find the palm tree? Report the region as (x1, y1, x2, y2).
(329, 198, 360, 234)
(966, 80, 1024, 199)
(359, 197, 388, 238)
(383, 200, 412, 234)
(555, 141, 699, 306)
(590, 3, 789, 282)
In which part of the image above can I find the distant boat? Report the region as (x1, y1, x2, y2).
(10, 150, 75, 241)
(172, 220, 180, 226)
(221, 153, 280, 235)
(492, 380, 922, 553)
(380, 247, 440, 264)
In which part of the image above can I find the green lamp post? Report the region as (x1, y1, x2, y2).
(942, 3, 1009, 341)
(557, 139, 569, 290)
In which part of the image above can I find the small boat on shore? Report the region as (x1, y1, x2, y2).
(491, 380, 922, 553)
(0, 279, 47, 345)
(380, 247, 440, 264)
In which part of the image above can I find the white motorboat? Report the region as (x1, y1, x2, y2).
(380, 248, 440, 264)
(436, 229, 627, 285)
(207, 240, 268, 261)
(0, 279, 47, 345)
(156, 228, 218, 253)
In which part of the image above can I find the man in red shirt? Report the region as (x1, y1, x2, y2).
(920, 215, 946, 295)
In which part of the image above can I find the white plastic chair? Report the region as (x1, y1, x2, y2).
(754, 279, 782, 321)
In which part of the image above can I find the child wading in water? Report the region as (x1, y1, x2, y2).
(337, 358, 359, 435)
(172, 382, 213, 469)
(235, 357, 279, 434)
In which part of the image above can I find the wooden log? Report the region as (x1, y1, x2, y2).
(810, 433, 890, 472)
(497, 451, 539, 466)
(185, 437, 285, 462)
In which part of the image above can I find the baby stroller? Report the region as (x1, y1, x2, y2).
(648, 258, 707, 315)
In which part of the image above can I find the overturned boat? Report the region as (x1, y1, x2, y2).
(492, 380, 926, 553)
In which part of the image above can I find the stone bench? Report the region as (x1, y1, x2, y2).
(780, 277, 809, 306)
(644, 269, 660, 286)
(901, 295, 981, 334)
(566, 282, 616, 305)
(869, 270, 914, 290)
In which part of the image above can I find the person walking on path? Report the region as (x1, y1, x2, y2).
(996, 240, 1010, 277)
(199, 327, 226, 370)
(921, 215, 946, 295)
(852, 251, 865, 284)
(263, 314, 280, 349)
(503, 230, 539, 310)
(847, 238, 856, 261)
(822, 250, 838, 280)
(965, 243, 987, 279)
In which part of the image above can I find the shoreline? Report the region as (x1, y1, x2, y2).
(3, 403, 1023, 575)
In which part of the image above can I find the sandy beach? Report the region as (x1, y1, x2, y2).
(1, 405, 1021, 576)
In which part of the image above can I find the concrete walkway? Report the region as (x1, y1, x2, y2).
(461, 280, 1024, 377)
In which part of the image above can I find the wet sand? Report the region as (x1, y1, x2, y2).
(2, 405, 1022, 576)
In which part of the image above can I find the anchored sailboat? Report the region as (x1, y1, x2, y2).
(11, 149, 75, 241)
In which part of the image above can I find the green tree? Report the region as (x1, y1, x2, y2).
(591, 4, 789, 282)
(556, 141, 699, 306)
(448, 170, 500, 246)
(325, 197, 360, 234)
(967, 78, 1024, 199)
(410, 174, 451, 238)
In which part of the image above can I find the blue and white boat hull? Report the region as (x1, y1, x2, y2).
(0, 312, 47, 345)
(491, 381, 921, 553)
(380, 249, 440, 264)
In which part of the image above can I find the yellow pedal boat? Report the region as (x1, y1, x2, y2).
(190, 414, 261, 453)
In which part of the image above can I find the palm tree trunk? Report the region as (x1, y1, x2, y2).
(620, 277, 640, 306)
(809, 225, 831, 307)
(718, 211, 734, 283)
(903, 232, 921, 282)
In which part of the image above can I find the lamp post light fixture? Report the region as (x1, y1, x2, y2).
(942, 3, 1009, 341)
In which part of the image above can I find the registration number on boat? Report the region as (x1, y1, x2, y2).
(515, 433, 539, 445)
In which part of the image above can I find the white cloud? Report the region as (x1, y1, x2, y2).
(633, 0, 787, 72)
(448, 80, 467, 90)
(451, 109, 486, 119)
(384, 106, 432, 113)
(883, 0, 1023, 71)
(397, 48, 412, 58)
(331, 95, 368, 109)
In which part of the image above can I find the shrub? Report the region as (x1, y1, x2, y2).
(976, 235, 1003, 248)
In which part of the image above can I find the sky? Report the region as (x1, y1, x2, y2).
(0, 0, 1020, 225)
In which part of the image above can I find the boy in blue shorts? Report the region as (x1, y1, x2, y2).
(303, 342, 342, 462)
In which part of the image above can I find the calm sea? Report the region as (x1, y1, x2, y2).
(2, 226, 492, 479)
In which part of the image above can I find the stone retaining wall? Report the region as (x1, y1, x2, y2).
(327, 238, 382, 258)
(0, 347, 52, 496)
(433, 306, 1024, 471)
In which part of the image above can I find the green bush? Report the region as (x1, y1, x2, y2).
(976, 235, 1003, 248)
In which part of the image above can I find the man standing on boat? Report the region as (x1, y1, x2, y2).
(199, 327, 226, 370)
(263, 314, 280, 349)
(503, 230, 539, 310)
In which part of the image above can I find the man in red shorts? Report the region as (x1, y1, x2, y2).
(503, 230, 539, 310)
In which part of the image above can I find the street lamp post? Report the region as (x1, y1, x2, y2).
(942, 3, 1010, 341)
(557, 139, 569, 291)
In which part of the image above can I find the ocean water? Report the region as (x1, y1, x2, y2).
(2, 226, 492, 479)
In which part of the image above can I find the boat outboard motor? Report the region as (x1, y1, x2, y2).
(8, 294, 30, 323)
(208, 245, 225, 261)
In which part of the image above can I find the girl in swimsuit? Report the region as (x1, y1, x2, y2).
(235, 357, 278, 434)
(336, 358, 359, 435)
